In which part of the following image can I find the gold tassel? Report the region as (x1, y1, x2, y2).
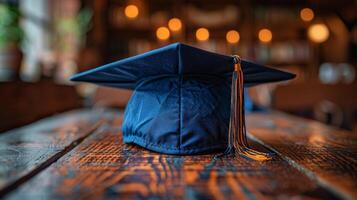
(225, 55, 272, 161)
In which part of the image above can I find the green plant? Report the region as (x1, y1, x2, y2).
(56, 7, 92, 50)
(0, 3, 24, 49)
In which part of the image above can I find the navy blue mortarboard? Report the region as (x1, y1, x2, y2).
(71, 43, 295, 159)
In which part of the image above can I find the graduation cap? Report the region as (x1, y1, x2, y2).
(71, 43, 295, 160)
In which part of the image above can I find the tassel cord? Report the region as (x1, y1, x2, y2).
(225, 56, 272, 161)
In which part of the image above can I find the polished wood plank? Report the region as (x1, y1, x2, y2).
(247, 112, 357, 200)
(5, 111, 339, 200)
(0, 109, 116, 196)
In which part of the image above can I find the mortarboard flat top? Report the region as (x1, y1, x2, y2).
(71, 43, 295, 155)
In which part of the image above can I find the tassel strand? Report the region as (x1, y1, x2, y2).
(225, 55, 272, 161)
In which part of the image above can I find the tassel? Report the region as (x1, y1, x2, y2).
(225, 55, 272, 161)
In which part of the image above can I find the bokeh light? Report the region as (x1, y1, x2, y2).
(124, 5, 139, 19)
(258, 28, 272, 43)
(196, 28, 209, 41)
(226, 30, 240, 44)
(156, 26, 170, 40)
(300, 8, 314, 22)
(308, 23, 329, 43)
(168, 18, 182, 32)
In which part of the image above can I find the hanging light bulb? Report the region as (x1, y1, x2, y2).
(258, 28, 272, 43)
(226, 30, 240, 44)
(300, 8, 314, 22)
(168, 18, 182, 32)
(124, 5, 139, 19)
(308, 23, 329, 43)
(196, 28, 209, 41)
(156, 27, 170, 40)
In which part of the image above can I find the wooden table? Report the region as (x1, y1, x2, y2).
(0, 109, 356, 200)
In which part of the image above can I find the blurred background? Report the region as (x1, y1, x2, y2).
(0, 0, 356, 132)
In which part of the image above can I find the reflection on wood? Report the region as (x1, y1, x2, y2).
(247, 112, 357, 200)
(0, 109, 116, 196)
(5, 112, 340, 200)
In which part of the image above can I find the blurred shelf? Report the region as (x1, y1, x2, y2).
(0, 80, 81, 132)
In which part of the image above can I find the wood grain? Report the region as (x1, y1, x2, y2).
(0, 109, 117, 196)
(4, 111, 340, 200)
(247, 112, 357, 200)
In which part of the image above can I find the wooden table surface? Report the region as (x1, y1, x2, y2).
(0, 109, 356, 200)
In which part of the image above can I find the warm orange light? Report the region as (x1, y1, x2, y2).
(300, 8, 314, 22)
(258, 28, 272, 43)
(226, 30, 240, 44)
(308, 23, 329, 43)
(124, 5, 139, 19)
(168, 18, 182, 32)
(156, 27, 170, 40)
(196, 28, 209, 41)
